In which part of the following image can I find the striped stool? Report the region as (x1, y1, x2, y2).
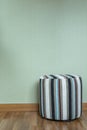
(39, 74, 82, 121)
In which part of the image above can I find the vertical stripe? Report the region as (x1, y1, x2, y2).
(65, 75, 75, 119)
(44, 79, 52, 119)
(39, 79, 45, 117)
(76, 77, 81, 118)
(79, 77, 82, 116)
(74, 78, 78, 118)
(53, 79, 60, 120)
(59, 80, 61, 120)
(67, 75, 77, 119)
(55, 75, 69, 120)
(51, 79, 55, 119)
(70, 78, 76, 119)
(39, 79, 41, 115)
(60, 78, 68, 120)
(69, 74, 82, 118)
(68, 79, 72, 120)
(50, 75, 60, 120)
(43, 79, 45, 117)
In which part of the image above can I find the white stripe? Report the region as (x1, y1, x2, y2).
(76, 77, 81, 118)
(61, 78, 68, 120)
(44, 79, 52, 119)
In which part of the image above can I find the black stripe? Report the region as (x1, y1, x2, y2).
(67, 75, 77, 118)
(40, 79, 45, 117)
(51, 79, 55, 119)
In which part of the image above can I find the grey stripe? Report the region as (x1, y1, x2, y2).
(40, 79, 44, 117)
(53, 79, 60, 120)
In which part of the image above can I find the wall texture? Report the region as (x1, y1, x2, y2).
(0, 0, 87, 103)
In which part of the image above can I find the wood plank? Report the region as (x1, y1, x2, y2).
(0, 103, 86, 112)
(0, 111, 87, 130)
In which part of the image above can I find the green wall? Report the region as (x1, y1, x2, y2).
(0, 0, 87, 103)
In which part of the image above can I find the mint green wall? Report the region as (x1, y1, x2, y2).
(0, 0, 87, 103)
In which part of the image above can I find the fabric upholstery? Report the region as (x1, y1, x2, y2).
(39, 74, 82, 121)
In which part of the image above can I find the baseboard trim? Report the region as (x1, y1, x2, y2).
(82, 103, 87, 111)
(0, 103, 86, 112)
(0, 104, 39, 112)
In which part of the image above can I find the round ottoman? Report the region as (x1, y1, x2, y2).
(39, 74, 82, 121)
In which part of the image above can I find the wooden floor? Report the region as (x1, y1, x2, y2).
(0, 111, 87, 130)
